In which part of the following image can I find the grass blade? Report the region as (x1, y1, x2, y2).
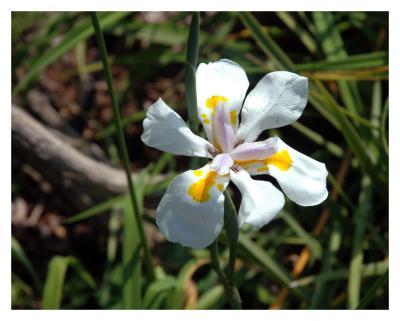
(312, 12, 364, 114)
(12, 237, 42, 293)
(380, 98, 389, 155)
(185, 12, 201, 135)
(238, 233, 309, 300)
(279, 211, 322, 259)
(371, 80, 382, 138)
(95, 111, 146, 140)
(90, 12, 155, 282)
(143, 276, 176, 309)
(290, 260, 388, 288)
(291, 122, 344, 158)
(169, 258, 208, 308)
(64, 194, 127, 224)
(312, 81, 373, 174)
(296, 51, 388, 71)
(357, 269, 388, 309)
(13, 12, 129, 95)
(197, 285, 224, 309)
(98, 207, 122, 307)
(186, 12, 199, 67)
(276, 12, 317, 54)
(42, 256, 96, 309)
(122, 199, 142, 308)
(310, 220, 341, 308)
(237, 12, 294, 70)
(348, 176, 373, 308)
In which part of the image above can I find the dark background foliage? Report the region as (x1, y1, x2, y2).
(11, 11, 388, 309)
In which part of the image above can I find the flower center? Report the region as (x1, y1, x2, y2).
(210, 153, 233, 176)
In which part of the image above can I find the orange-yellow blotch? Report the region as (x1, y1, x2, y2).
(217, 183, 224, 192)
(193, 169, 203, 177)
(206, 96, 228, 110)
(230, 110, 237, 126)
(265, 149, 293, 171)
(235, 149, 293, 172)
(188, 171, 217, 203)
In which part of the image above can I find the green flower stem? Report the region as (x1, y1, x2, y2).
(90, 12, 155, 282)
(209, 239, 241, 309)
(209, 240, 225, 280)
(223, 190, 242, 309)
(224, 192, 238, 281)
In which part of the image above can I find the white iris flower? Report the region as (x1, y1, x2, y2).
(141, 59, 328, 249)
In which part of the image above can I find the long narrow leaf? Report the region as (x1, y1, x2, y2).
(13, 12, 129, 95)
(185, 13, 201, 135)
(290, 260, 388, 288)
(276, 12, 317, 54)
(296, 52, 388, 71)
(143, 276, 176, 309)
(357, 269, 388, 309)
(90, 11, 155, 282)
(12, 237, 42, 293)
(65, 194, 127, 224)
(279, 211, 322, 259)
(238, 234, 309, 300)
(42, 256, 96, 309)
(348, 176, 373, 308)
(122, 200, 142, 308)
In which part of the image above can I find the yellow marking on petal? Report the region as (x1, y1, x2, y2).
(234, 149, 293, 172)
(234, 158, 263, 168)
(230, 110, 237, 127)
(201, 113, 207, 118)
(265, 149, 293, 171)
(193, 169, 203, 177)
(188, 171, 217, 203)
(217, 183, 224, 192)
(203, 118, 210, 124)
(206, 95, 228, 111)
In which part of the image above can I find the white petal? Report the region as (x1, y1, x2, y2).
(236, 71, 308, 142)
(268, 137, 328, 206)
(156, 164, 229, 249)
(196, 59, 249, 144)
(230, 169, 285, 228)
(141, 98, 213, 158)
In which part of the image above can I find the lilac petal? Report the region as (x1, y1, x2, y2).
(210, 153, 234, 175)
(231, 137, 277, 161)
(213, 102, 234, 153)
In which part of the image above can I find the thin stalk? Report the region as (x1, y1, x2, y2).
(90, 12, 155, 282)
(222, 190, 242, 309)
(209, 238, 241, 309)
(224, 191, 239, 284)
(209, 241, 225, 280)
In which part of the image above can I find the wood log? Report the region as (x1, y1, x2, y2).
(12, 105, 165, 212)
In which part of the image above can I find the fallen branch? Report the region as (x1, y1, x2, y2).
(12, 105, 165, 211)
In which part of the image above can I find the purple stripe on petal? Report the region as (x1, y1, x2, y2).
(214, 103, 234, 153)
(231, 137, 278, 161)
